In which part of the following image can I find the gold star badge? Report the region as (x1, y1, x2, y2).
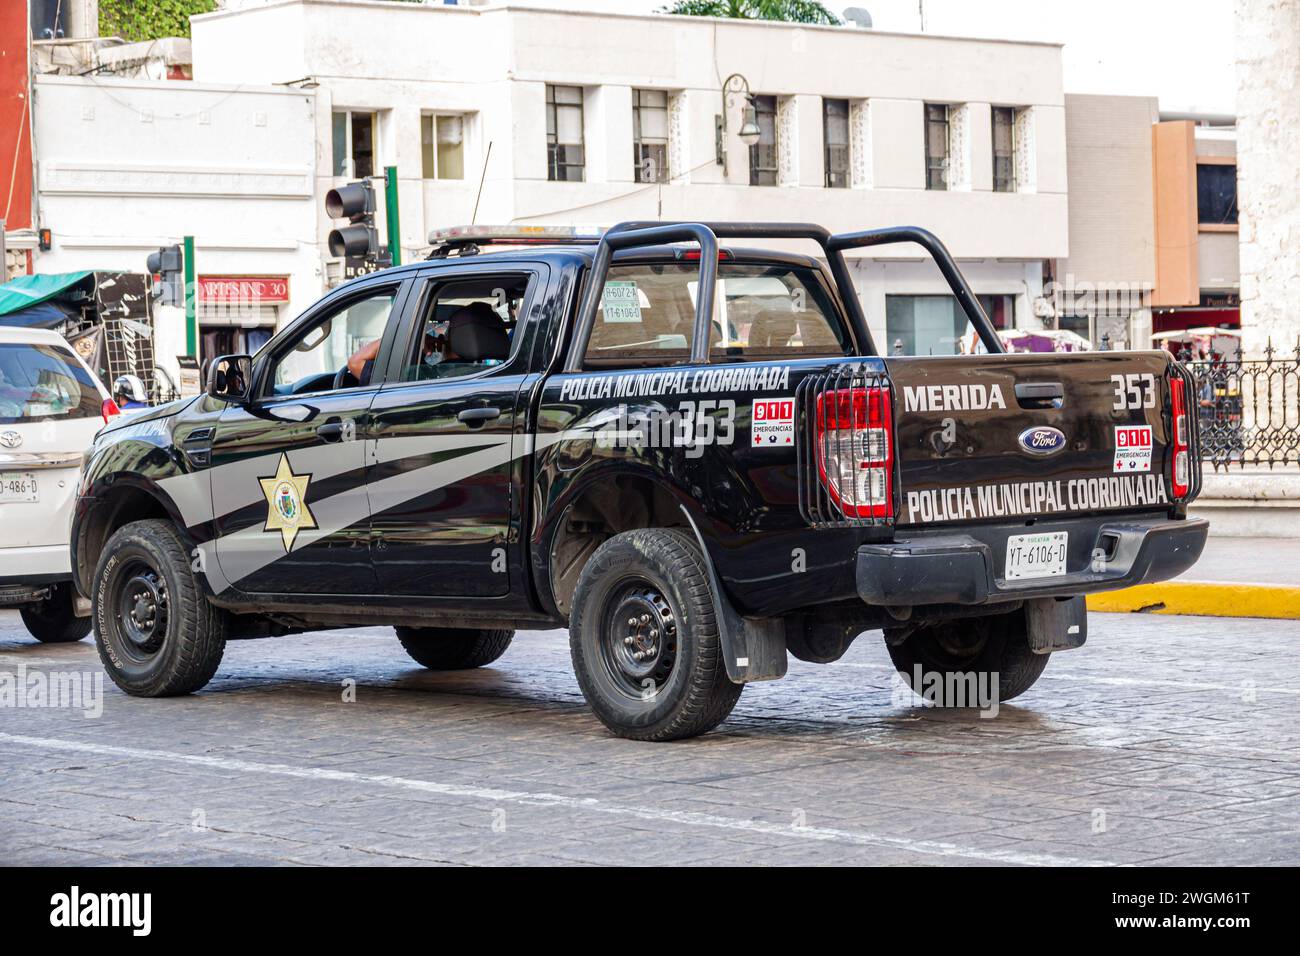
(259, 453, 317, 552)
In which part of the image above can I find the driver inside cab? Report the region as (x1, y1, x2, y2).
(346, 301, 510, 385)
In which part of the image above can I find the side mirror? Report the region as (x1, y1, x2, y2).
(207, 354, 253, 404)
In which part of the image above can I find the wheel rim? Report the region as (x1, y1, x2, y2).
(915, 619, 991, 671)
(599, 577, 678, 697)
(114, 559, 169, 660)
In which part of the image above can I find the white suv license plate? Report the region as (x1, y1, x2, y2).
(1005, 531, 1068, 580)
(0, 472, 39, 503)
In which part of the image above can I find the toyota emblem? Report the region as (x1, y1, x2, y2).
(0, 431, 22, 449)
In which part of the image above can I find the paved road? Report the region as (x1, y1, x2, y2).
(3, 608, 1298, 866)
(1175, 534, 1300, 586)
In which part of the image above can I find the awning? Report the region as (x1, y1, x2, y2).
(0, 271, 95, 318)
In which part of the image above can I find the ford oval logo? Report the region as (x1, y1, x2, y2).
(1018, 426, 1066, 457)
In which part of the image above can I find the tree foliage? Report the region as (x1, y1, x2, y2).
(661, 0, 841, 25)
(99, 0, 217, 43)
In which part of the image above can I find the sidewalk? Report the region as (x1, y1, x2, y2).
(1087, 536, 1300, 619)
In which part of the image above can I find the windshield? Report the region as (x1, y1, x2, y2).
(0, 342, 102, 424)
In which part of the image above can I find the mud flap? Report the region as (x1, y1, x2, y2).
(678, 507, 788, 683)
(1025, 596, 1087, 654)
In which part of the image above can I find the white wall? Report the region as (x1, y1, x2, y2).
(31, 75, 321, 376)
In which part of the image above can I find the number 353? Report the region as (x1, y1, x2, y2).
(1110, 373, 1156, 411)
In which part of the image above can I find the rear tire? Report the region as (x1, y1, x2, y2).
(92, 519, 227, 696)
(395, 626, 513, 670)
(885, 609, 1048, 705)
(19, 583, 92, 644)
(569, 528, 742, 742)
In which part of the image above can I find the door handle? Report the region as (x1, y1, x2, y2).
(457, 407, 502, 427)
(1015, 382, 1064, 409)
(316, 418, 351, 442)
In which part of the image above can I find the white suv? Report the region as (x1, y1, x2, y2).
(0, 326, 117, 642)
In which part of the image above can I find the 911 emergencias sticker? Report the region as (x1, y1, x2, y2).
(751, 398, 795, 448)
(1114, 424, 1153, 473)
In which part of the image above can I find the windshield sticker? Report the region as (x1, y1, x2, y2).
(905, 474, 1168, 523)
(751, 398, 795, 448)
(1114, 425, 1153, 473)
(600, 281, 643, 323)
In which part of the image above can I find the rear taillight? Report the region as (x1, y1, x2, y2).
(815, 385, 893, 519)
(102, 398, 121, 423)
(1170, 377, 1189, 499)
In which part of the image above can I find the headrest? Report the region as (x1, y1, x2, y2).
(747, 310, 792, 349)
(447, 302, 509, 361)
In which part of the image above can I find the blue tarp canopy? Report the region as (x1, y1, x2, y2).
(0, 271, 95, 318)
(0, 299, 80, 329)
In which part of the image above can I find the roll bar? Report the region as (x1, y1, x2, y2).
(606, 220, 875, 356)
(827, 226, 1005, 354)
(565, 220, 1004, 369)
(564, 223, 718, 373)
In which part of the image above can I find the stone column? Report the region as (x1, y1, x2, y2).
(1236, 0, 1300, 358)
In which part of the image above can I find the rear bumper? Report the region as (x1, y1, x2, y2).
(0, 544, 72, 583)
(856, 515, 1208, 606)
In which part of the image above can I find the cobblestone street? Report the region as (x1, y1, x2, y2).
(3, 610, 1298, 866)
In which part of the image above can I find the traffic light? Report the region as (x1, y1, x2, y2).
(325, 180, 383, 261)
(147, 244, 184, 306)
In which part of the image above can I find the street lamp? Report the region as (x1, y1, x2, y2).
(716, 73, 761, 176)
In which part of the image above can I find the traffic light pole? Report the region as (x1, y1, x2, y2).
(384, 167, 401, 267)
(183, 235, 197, 357)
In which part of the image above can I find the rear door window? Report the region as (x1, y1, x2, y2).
(582, 261, 852, 368)
(0, 343, 102, 423)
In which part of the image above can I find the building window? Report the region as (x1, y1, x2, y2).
(633, 89, 670, 183)
(332, 110, 377, 178)
(749, 95, 778, 186)
(885, 294, 1014, 355)
(924, 103, 949, 190)
(823, 98, 850, 188)
(1197, 163, 1238, 225)
(546, 85, 585, 182)
(421, 114, 467, 180)
(992, 106, 1016, 192)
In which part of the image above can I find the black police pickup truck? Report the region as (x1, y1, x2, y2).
(72, 222, 1207, 740)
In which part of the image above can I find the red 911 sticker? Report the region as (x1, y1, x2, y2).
(1114, 424, 1153, 473)
(751, 398, 795, 448)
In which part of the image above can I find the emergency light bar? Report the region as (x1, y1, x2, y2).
(426, 224, 606, 257)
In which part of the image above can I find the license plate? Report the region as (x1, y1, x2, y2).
(0, 472, 39, 503)
(1005, 531, 1067, 580)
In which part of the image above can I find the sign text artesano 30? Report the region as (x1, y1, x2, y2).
(197, 275, 290, 304)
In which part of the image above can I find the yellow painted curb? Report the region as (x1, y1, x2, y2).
(1087, 581, 1300, 620)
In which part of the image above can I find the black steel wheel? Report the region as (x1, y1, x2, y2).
(569, 528, 742, 741)
(93, 519, 227, 697)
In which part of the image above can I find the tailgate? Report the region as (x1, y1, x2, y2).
(884, 351, 1188, 527)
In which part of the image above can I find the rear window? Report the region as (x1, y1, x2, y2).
(0, 342, 102, 424)
(583, 261, 852, 368)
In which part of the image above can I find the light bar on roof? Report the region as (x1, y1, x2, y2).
(427, 224, 606, 245)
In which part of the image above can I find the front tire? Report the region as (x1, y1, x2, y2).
(20, 582, 92, 644)
(885, 609, 1048, 706)
(569, 528, 742, 742)
(92, 519, 227, 697)
(395, 626, 513, 670)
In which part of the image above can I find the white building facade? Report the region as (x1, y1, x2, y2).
(30, 1, 1072, 363)
(30, 73, 321, 378)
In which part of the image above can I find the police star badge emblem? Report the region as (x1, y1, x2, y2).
(259, 453, 317, 551)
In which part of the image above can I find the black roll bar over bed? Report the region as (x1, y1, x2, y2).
(562, 220, 1006, 372)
